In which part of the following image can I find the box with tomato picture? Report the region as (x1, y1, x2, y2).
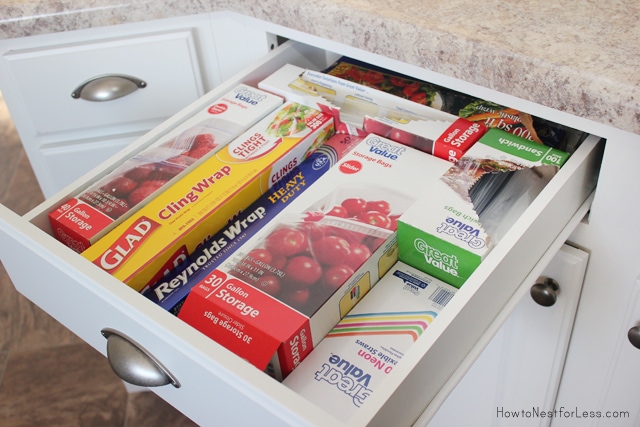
(49, 84, 283, 253)
(142, 133, 365, 315)
(81, 101, 334, 293)
(258, 64, 483, 162)
(177, 134, 452, 380)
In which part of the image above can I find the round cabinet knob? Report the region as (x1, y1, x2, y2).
(101, 328, 180, 388)
(71, 74, 147, 102)
(628, 326, 640, 350)
(530, 277, 560, 307)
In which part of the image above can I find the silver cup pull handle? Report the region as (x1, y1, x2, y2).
(101, 328, 180, 388)
(71, 74, 147, 102)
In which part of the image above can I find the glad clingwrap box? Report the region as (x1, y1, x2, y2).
(82, 102, 335, 292)
(177, 134, 452, 380)
(398, 128, 571, 288)
(49, 85, 283, 253)
(283, 262, 457, 420)
(143, 133, 365, 315)
(258, 64, 483, 162)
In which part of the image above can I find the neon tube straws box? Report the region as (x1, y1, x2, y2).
(142, 133, 365, 315)
(82, 102, 335, 292)
(49, 85, 283, 253)
(283, 262, 457, 419)
(397, 128, 571, 288)
(177, 134, 452, 380)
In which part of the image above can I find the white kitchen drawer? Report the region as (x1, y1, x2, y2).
(0, 41, 603, 427)
(2, 28, 205, 137)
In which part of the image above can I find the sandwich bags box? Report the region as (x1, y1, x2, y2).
(178, 134, 452, 379)
(398, 128, 570, 288)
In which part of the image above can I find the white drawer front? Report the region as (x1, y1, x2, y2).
(0, 41, 603, 427)
(41, 134, 140, 193)
(3, 29, 204, 137)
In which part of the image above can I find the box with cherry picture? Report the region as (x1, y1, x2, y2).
(177, 133, 452, 380)
(49, 84, 283, 253)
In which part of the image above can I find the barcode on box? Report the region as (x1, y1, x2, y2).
(429, 285, 455, 307)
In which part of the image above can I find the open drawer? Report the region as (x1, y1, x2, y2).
(0, 40, 603, 426)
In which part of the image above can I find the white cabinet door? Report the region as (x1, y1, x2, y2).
(426, 244, 589, 427)
(553, 272, 640, 427)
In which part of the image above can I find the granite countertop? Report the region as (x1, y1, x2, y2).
(1, 0, 638, 135)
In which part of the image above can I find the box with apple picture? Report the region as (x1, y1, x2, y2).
(177, 134, 453, 380)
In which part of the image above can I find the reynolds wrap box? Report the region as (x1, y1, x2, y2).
(177, 134, 452, 380)
(398, 128, 571, 288)
(49, 85, 283, 253)
(143, 133, 365, 314)
(283, 262, 457, 419)
(82, 102, 335, 292)
(258, 64, 482, 161)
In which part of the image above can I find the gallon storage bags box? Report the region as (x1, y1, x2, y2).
(49, 84, 283, 253)
(143, 133, 365, 315)
(283, 261, 457, 420)
(398, 128, 570, 288)
(258, 64, 485, 162)
(82, 101, 335, 292)
(177, 134, 453, 380)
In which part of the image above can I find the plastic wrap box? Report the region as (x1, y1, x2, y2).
(143, 133, 365, 314)
(49, 85, 283, 252)
(82, 102, 334, 292)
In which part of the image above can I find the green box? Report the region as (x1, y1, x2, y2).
(398, 128, 570, 288)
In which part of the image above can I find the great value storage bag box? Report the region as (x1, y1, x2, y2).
(397, 128, 571, 288)
(82, 102, 335, 292)
(143, 133, 365, 315)
(258, 64, 483, 161)
(49, 85, 283, 253)
(283, 261, 457, 420)
(177, 134, 452, 380)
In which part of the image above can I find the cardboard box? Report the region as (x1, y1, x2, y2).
(143, 133, 365, 315)
(82, 102, 335, 292)
(397, 128, 571, 288)
(283, 262, 457, 420)
(177, 134, 452, 380)
(258, 64, 458, 137)
(362, 115, 486, 162)
(324, 57, 586, 152)
(49, 85, 283, 253)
